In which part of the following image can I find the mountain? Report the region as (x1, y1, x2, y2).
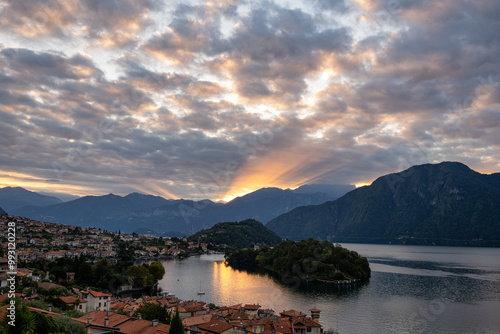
(12, 184, 353, 235)
(267, 162, 500, 246)
(188, 219, 282, 249)
(0, 187, 63, 212)
(292, 184, 355, 198)
(221, 187, 337, 223)
(0, 206, 6, 215)
(11, 193, 172, 232)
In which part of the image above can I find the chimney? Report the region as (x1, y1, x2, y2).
(152, 319, 159, 327)
(310, 309, 321, 321)
(107, 310, 113, 317)
(104, 316, 109, 327)
(47, 305, 52, 312)
(87, 317, 92, 325)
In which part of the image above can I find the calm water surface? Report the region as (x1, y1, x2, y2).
(159, 244, 500, 334)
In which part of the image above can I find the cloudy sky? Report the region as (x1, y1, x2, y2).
(0, 0, 499, 201)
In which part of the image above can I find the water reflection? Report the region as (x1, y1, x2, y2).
(158, 246, 500, 334)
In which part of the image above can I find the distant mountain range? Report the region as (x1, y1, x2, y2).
(8, 184, 352, 235)
(267, 162, 500, 246)
(0, 186, 63, 212)
(0, 206, 6, 215)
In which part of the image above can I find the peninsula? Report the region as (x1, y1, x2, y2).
(225, 239, 371, 284)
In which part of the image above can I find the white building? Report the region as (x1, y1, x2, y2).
(80, 290, 112, 312)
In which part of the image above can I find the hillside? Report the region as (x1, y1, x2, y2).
(188, 219, 282, 249)
(267, 162, 500, 246)
(0, 186, 63, 211)
(12, 184, 351, 235)
(226, 239, 370, 283)
(0, 206, 6, 215)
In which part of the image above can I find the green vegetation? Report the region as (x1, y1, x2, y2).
(0, 297, 85, 334)
(168, 308, 184, 334)
(126, 265, 154, 288)
(147, 261, 166, 281)
(226, 239, 370, 283)
(133, 303, 171, 324)
(188, 219, 282, 251)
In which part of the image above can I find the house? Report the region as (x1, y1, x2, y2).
(197, 319, 234, 334)
(59, 295, 88, 313)
(81, 290, 112, 311)
(290, 318, 322, 334)
(77, 310, 171, 334)
(243, 304, 261, 315)
(183, 314, 215, 333)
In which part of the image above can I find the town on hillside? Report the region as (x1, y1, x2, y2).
(0, 215, 330, 334)
(1, 291, 326, 334)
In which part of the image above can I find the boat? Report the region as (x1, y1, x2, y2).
(197, 281, 205, 295)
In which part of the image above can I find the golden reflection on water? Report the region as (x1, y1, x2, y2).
(212, 261, 267, 306)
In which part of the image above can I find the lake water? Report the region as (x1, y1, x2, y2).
(158, 244, 500, 334)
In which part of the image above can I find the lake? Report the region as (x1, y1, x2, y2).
(158, 244, 500, 334)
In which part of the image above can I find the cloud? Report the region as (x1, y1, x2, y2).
(0, 0, 499, 200)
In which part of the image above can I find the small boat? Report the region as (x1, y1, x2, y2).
(197, 281, 205, 295)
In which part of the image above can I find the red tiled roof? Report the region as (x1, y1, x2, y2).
(281, 310, 306, 317)
(60, 296, 87, 304)
(273, 320, 292, 334)
(183, 314, 214, 327)
(81, 290, 112, 298)
(198, 319, 233, 334)
(118, 319, 170, 334)
(76, 311, 131, 327)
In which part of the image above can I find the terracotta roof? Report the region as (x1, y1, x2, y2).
(60, 296, 87, 304)
(302, 317, 322, 328)
(81, 290, 112, 297)
(244, 304, 261, 310)
(280, 310, 306, 317)
(28, 307, 62, 318)
(198, 319, 233, 334)
(183, 314, 214, 327)
(118, 319, 170, 334)
(76, 311, 131, 327)
(273, 320, 292, 334)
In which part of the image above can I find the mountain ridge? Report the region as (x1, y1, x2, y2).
(0, 186, 63, 212)
(11, 184, 351, 234)
(266, 162, 500, 246)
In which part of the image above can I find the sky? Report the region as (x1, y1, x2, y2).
(0, 0, 499, 202)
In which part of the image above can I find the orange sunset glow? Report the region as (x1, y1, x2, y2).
(0, 0, 498, 202)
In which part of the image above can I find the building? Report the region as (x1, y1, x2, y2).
(81, 290, 112, 311)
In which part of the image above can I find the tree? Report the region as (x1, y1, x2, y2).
(0, 298, 65, 334)
(55, 316, 86, 334)
(148, 261, 166, 282)
(116, 242, 135, 271)
(133, 303, 170, 324)
(75, 262, 93, 286)
(126, 265, 153, 287)
(168, 308, 184, 334)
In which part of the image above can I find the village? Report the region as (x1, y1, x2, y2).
(0, 215, 327, 334)
(3, 291, 325, 334)
(0, 215, 208, 265)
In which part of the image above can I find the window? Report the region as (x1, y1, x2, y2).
(99, 302, 101, 307)
(307, 328, 312, 332)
